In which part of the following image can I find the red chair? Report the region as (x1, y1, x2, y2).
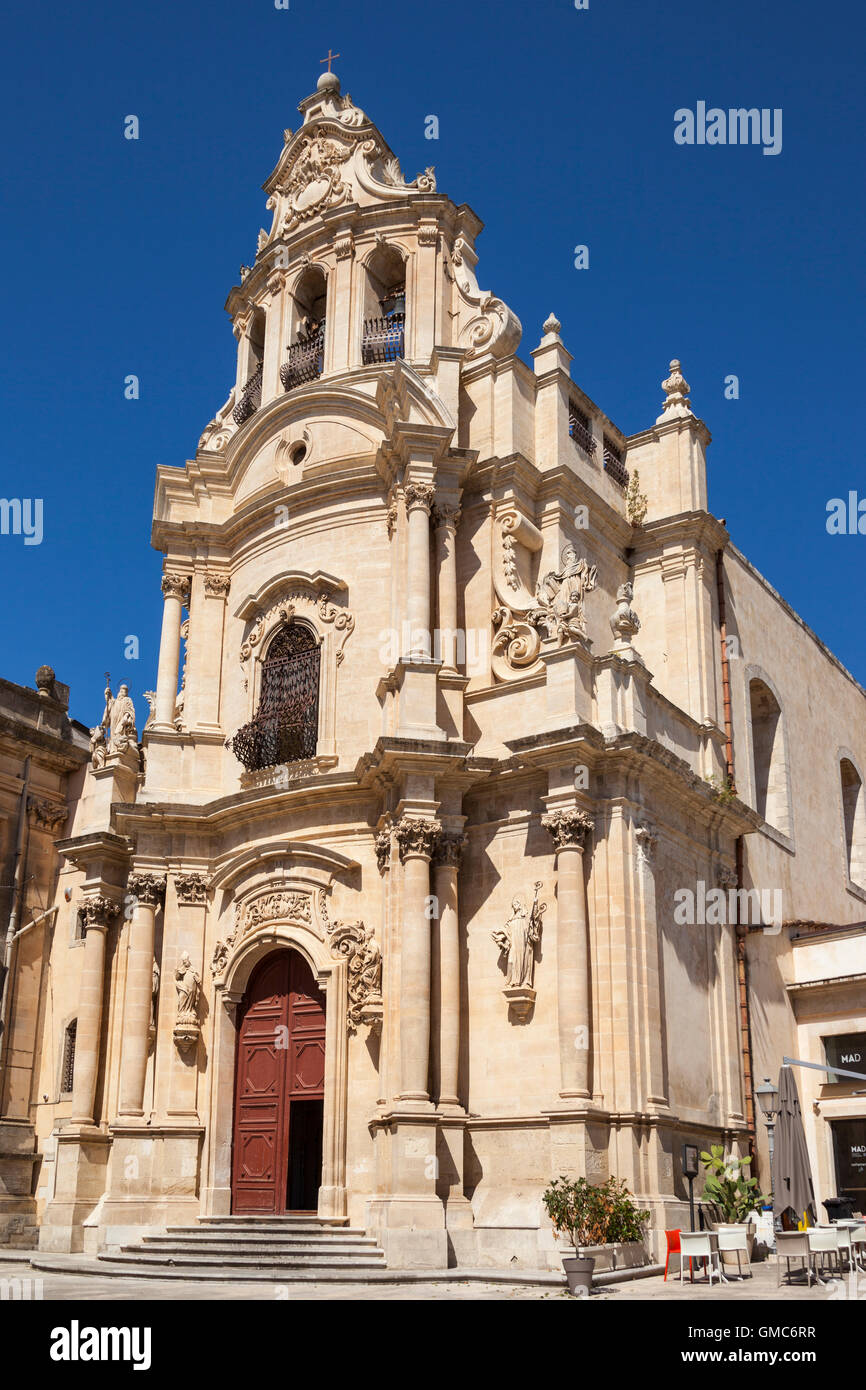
(664, 1228, 693, 1281)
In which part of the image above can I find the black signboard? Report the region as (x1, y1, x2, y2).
(831, 1119, 866, 1202)
(823, 1032, 866, 1077)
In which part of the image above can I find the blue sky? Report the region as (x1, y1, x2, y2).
(1, 0, 864, 728)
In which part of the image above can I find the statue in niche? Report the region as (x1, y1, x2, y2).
(101, 676, 139, 755)
(173, 951, 202, 1052)
(175, 951, 201, 1020)
(532, 544, 597, 643)
(492, 882, 546, 989)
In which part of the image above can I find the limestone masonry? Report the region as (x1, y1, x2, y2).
(1, 69, 864, 1269)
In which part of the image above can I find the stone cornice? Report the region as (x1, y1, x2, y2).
(629, 508, 729, 560)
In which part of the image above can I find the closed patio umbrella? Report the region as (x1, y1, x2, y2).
(773, 1064, 816, 1228)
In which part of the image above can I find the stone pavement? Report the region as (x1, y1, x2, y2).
(1, 1255, 855, 1301)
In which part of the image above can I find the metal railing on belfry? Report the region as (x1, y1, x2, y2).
(362, 313, 405, 365)
(281, 322, 326, 392)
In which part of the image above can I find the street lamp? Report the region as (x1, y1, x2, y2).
(755, 1076, 780, 1190)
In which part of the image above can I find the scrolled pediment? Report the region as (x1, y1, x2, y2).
(235, 572, 347, 622)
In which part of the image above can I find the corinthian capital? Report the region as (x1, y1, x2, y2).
(541, 808, 593, 851)
(394, 815, 441, 863)
(204, 572, 231, 598)
(162, 572, 190, 602)
(432, 502, 462, 531)
(82, 894, 120, 929)
(433, 832, 466, 870)
(175, 873, 210, 905)
(403, 483, 435, 515)
(127, 873, 167, 907)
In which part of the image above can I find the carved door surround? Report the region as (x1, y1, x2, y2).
(231, 949, 327, 1214)
(204, 841, 359, 1223)
(234, 570, 355, 767)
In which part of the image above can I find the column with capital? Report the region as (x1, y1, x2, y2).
(262, 271, 285, 402)
(194, 573, 230, 731)
(70, 896, 119, 1126)
(541, 809, 594, 1101)
(330, 226, 355, 372)
(433, 503, 461, 673)
(403, 484, 435, 661)
(394, 816, 439, 1105)
(367, 814, 448, 1268)
(153, 573, 190, 731)
(118, 873, 165, 1119)
(432, 832, 465, 1109)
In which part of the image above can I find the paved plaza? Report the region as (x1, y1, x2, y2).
(1, 1255, 857, 1302)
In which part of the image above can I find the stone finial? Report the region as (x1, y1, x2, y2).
(656, 358, 693, 423)
(35, 664, 56, 697)
(317, 69, 340, 95)
(542, 312, 562, 337)
(609, 581, 642, 656)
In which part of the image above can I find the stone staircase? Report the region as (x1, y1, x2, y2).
(92, 1215, 388, 1282)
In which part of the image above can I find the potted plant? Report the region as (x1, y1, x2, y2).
(542, 1175, 650, 1296)
(700, 1145, 767, 1267)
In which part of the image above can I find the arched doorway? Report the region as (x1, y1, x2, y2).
(231, 949, 326, 1214)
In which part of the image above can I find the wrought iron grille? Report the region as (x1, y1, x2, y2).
(568, 404, 596, 457)
(229, 624, 320, 771)
(603, 434, 629, 487)
(61, 1019, 77, 1094)
(232, 363, 263, 426)
(362, 312, 405, 364)
(281, 322, 326, 392)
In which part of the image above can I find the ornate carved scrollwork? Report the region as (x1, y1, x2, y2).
(27, 796, 67, 832)
(236, 889, 312, 937)
(328, 919, 383, 1031)
(374, 825, 392, 873)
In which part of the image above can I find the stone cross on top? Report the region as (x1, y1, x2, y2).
(320, 49, 340, 73)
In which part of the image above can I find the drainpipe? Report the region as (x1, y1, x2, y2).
(717, 546, 756, 1149)
(0, 756, 31, 1112)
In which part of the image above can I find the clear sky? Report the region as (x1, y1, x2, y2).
(1, 0, 864, 730)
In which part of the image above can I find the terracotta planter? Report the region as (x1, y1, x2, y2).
(562, 1254, 595, 1297)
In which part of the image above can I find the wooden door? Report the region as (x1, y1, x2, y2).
(231, 950, 326, 1214)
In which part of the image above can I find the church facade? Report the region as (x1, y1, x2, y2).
(3, 69, 865, 1269)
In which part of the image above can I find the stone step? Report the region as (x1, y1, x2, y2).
(165, 1222, 363, 1238)
(145, 1232, 379, 1249)
(99, 1250, 386, 1271)
(199, 1215, 336, 1226)
(132, 1240, 384, 1259)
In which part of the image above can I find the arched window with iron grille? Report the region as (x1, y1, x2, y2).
(230, 622, 320, 771)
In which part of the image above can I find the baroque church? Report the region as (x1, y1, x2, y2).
(1, 67, 864, 1272)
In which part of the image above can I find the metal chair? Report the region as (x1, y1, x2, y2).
(850, 1228, 866, 1272)
(776, 1229, 813, 1286)
(679, 1231, 725, 1285)
(717, 1226, 752, 1278)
